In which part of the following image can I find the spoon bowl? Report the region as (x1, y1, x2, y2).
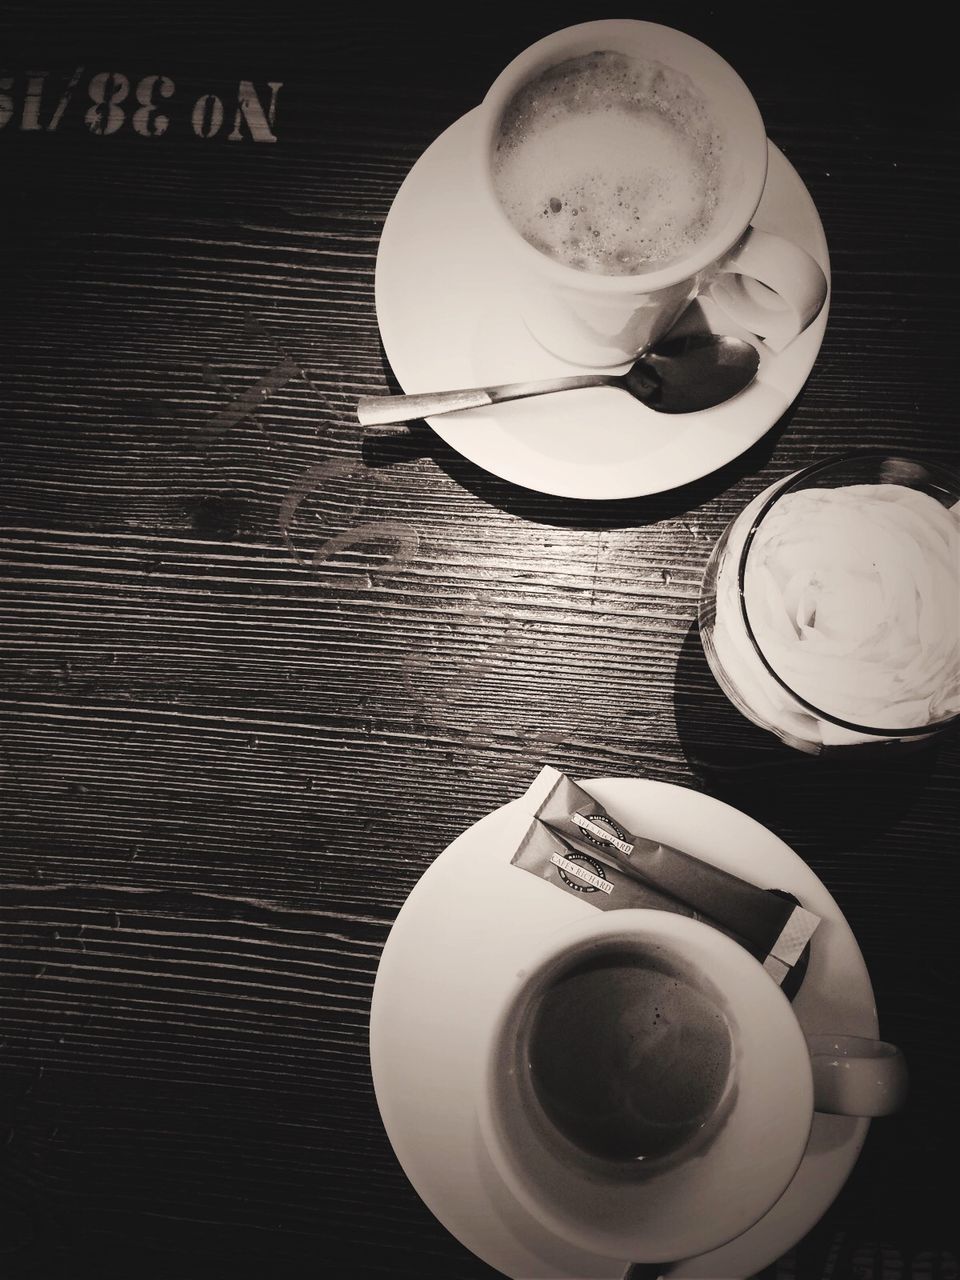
(356, 333, 760, 427)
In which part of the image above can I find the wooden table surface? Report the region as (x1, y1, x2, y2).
(2, 5, 957, 1278)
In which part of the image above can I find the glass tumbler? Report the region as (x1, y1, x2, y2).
(698, 451, 960, 755)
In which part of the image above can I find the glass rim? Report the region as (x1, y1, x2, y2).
(735, 448, 960, 738)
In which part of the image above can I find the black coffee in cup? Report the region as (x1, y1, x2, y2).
(525, 945, 733, 1162)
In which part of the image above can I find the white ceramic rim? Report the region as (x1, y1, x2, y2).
(477, 19, 769, 294)
(476, 909, 814, 1261)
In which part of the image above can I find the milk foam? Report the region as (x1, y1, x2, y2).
(710, 483, 960, 747)
(493, 51, 725, 275)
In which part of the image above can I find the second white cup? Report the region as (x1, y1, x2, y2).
(476, 909, 906, 1263)
(476, 20, 828, 367)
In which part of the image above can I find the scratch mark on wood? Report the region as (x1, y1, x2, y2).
(310, 521, 419, 581)
(199, 356, 301, 442)
(278, 459, 357, 564)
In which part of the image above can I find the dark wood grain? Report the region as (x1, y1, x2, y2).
(2, 5, 958, 1279)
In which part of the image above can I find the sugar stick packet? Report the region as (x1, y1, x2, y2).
(512, 767, 820, 989)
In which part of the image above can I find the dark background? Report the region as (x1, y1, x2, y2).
(1, 4, 958, 1278)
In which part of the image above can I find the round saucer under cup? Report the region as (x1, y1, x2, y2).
(369, 780, 875, 1280)
(374, 119, 830, 499)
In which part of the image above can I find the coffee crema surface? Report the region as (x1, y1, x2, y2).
(526, 947, 733, 1162)
(492, 51, 726, 275)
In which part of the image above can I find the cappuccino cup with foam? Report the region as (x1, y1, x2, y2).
(477, 909, 907, 1262)
(477, 21, 828, 366)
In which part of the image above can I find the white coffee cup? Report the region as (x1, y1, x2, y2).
(476, 909, 906, 1263)
(476, 20, 828, 367)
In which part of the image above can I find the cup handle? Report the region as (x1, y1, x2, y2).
(806, 1035, 908, 1117)
(708, 226, 828, 353)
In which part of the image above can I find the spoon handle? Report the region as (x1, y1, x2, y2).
(356, 374, 611, 426)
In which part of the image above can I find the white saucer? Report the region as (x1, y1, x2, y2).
(369, 779, 877, 1280)
(374, 112, 831, 500)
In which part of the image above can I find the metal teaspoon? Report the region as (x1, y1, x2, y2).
(356, 333, 760, 427)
